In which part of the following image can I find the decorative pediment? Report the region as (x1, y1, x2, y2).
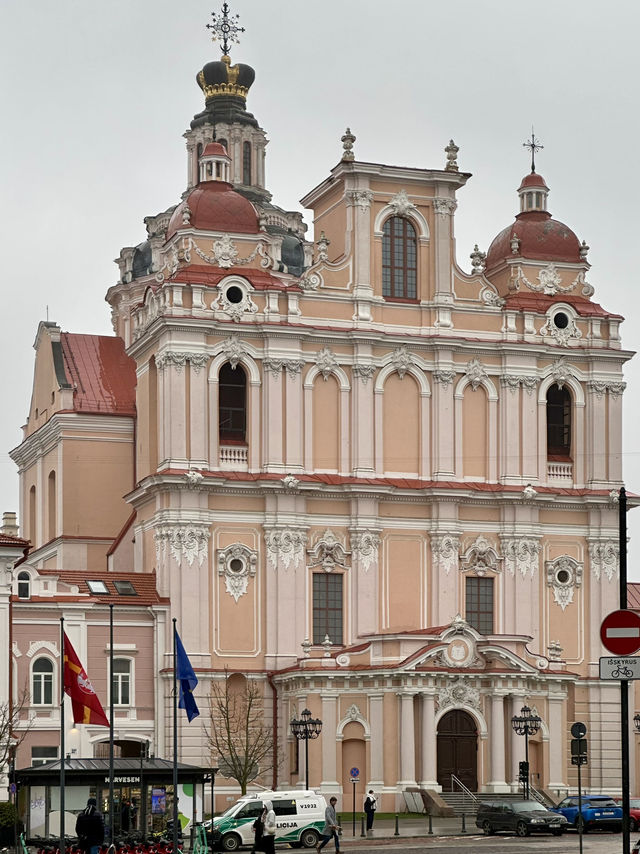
(308, 530, 349, 571)
(460, 536, 501, 575)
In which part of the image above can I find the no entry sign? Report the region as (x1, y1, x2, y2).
(600, 609, 640, 656)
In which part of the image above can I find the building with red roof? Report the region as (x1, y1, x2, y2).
(4, 5, 636, 822)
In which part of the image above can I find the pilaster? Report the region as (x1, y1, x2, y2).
(397, 692, 417, 787)
(419, 692, 439, 789)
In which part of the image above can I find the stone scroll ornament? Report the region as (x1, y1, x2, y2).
(350, 531, 380, 572)
(265, 528, 307, 570)
(155, 524, 210, 568)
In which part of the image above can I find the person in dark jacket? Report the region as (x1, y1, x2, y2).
(76, 798, 105, 854)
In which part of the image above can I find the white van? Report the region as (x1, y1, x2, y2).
(211, 789, 327, 851)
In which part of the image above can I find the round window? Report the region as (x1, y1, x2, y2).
(553, 312, 569, 330)
(226, 286, 244, 304)
(229, 558, 244, 573)
(556, 568, 571, 584)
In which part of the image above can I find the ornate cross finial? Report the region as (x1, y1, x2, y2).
(206, 2, 245, 56)
(523, 127, 543, 174)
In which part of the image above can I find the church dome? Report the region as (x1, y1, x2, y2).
(166, 181, 259, 240)
(485, 171, 582, 270)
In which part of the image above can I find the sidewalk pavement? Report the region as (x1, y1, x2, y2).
(335, 816, 478, 841)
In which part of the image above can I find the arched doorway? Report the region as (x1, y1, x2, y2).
(437, 709, 478, 791)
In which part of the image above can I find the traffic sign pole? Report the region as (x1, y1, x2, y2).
(620, 487, 630, 854)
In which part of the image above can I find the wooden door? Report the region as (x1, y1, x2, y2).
(436, 709, 478, 791)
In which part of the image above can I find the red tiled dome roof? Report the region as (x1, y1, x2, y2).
(518, 172, 549, 191)
(167, 181, 259, 240)
(202, 141, 229, 157)
(486, 211, 582, 269)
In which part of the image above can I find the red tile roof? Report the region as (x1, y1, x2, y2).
(61, 334, 136, 415)
(20, 568, 167, 605)
(168, 263, 287, 290)
(627, 584, 640, 609)
(0, 533, 29, 547)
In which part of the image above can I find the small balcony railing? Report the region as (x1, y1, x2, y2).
(220, 444, 248, 470)
(547, 460, 573, 481)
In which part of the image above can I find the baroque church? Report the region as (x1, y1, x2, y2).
(2, 6, 634, 815)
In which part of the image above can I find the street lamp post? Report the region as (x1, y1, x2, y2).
(290, 709, 323, 790)
(511, 704, 541, 800)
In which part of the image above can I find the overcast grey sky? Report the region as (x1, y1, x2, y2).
(2, 1, 639, 572)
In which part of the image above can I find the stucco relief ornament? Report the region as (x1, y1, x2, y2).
(308, 530, 349, 571)
(431, 534, 460, 575)
(433, 369, 456, 387)
(316, 347, 338, 380)
(546, 555, 583, 611)
(501, 375, 522, 394)
(391, 345, 413, 379)
(188, 353, 210, 374)
(480, 285, 503, 307)
(265, 528, 307, 571)
(352, 363, 376, 384)
(212, 283, 258, 322)
(211, 233, 239, 268)
(283, 359, 305, 378)
(155, 524, 210, 568)
(263, 358, 284, 378)
(549, 357, 576, 390)
(540, 314, 582, 346)
(522, 484, 538, 500)
(350, 531, 380, 572)
(589, 540, 619, 582)
(437, 677, 480, 711)
(156, 351, 188, 372)
(389, 189, 417, 217)
(465, 358, 487, 390)
(516, 263, 575, 296)
(299, 271, 322, 291)
(301, 638, 312, 659)
(347, 189, 374, 211)
(501, 537, 541, 577)
(470, 244, 486, 274)
(608, 382, 626, 399)
(184, 469, 204, 486)
(547, 640, 563, 661)
(433, 197, 458, 218)
(282, 474, 300, 492)
(217, 544, 258, 603)
(609, 489, 620, 504)
(316, 232, 330, 263)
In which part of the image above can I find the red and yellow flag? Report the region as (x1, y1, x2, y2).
(63, 632, 109, 727)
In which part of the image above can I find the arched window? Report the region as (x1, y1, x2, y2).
(111, 658, 131, 706)
(219, 363, 247, 443)
(243, 141, 252, 185)
(382, 216, 417, 300)
(32, 657, 54, 705)
(17, 571, 30, 599)
(546, 384, 572, 457)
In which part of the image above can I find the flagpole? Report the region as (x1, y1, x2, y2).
(172, 618, 179, 854)
(59, 619, 65, 854)
(109, 603, 115, 843)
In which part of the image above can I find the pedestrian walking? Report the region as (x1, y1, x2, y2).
(76, 798, 105, 854)
(363, 790, 377, 834)
(261, 800, 277, 854)
(250, 805, 266, 853)
(316, 797, 341, 853)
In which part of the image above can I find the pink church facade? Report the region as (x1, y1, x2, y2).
(4, 20, 637, 812)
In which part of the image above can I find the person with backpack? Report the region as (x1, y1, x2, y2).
(363, 790, 377, 835)
(76, 798, 105, 854)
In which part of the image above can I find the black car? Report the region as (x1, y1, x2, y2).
(476, 800, 568, 837)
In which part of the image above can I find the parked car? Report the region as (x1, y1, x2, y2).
(614, 798, 640, 831)
(550, 795, 622, 832)
(475, 800, 568, 837)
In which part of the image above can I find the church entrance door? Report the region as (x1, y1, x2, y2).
(436, 709, 477, 791)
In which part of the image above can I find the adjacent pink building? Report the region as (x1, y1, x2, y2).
(3, 13, 636, 814)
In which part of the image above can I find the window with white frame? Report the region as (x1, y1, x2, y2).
(31, 746, 58, 766)
(111, 658, 131, 706)
(17, 571, 30, 599)
(32, 657, 54, 705)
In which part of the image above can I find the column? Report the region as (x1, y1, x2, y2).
(368, 694, 384, 788)
(487, 694, 508, 792)
(419, 693, 438, 789)
(189, 358, 208, 467)
(432, 366, 455, 479)
(398, 693, 417, 787)
(263, 362, 284, 471)
(547, 695, 566, 792)
(352, 349, 375, 476)
(321, 693, 339, 790)
(499, 379, 521, 483)
(587, 383, 607, 485)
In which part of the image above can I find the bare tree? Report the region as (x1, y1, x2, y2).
(0, 687, 32, 773)
(206, 672, 277, 794)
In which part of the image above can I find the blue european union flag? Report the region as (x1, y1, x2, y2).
(175, 630, 200, 722)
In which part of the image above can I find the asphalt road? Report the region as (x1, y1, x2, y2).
(323, 831, 627, 853)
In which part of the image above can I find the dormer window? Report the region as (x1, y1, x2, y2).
(17, 571, 30, 599)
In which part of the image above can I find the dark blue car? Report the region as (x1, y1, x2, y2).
(550, 795, 622, 832)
